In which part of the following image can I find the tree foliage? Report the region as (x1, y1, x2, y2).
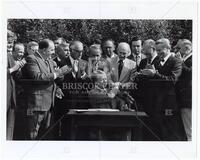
(8, 19, 192, 47)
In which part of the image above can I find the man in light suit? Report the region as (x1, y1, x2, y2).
(22, 39, 70, 140)
(140, 38, 186, 140)
(128, 36, 146, 71)
(110, 42, 136, 91)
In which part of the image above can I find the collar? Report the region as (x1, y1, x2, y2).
(117, 58, 126, 64)
(69, 55, 78, 64)
(133, 53, 141, 59)
(151, 54, 157, 63)
(161, 53, 171, 66)
(183, 52, 192, 62)
(36, 51, 48, 61)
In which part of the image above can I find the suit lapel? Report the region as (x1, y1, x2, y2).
(35, 52, 50, 73)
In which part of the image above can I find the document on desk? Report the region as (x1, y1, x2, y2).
(72, 108, 120, 113)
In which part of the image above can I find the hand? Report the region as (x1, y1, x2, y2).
(145, 64, 155, 70)
(56, 88, 64, 99)
(140, 69, 156, 77)
(10, 59, 26, 73)
(59, 65, 72, 76)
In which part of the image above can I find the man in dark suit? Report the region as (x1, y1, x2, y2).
(7, 30, 26, 140)
(131, 39, 160, 112)
(176, 39, 192, 141)
(60, 41, 89, 109)
(140, 38, 186, 141)
(128, 36, 146, 70)
(22, 39, 70, 140)
(58, 41, 90, 140)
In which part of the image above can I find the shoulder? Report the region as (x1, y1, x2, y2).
(26, 54, 37, 63)
(125, 58, 136, 67)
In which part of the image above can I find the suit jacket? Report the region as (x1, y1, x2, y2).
(138, 56, 160, 71)
(7, 53, 17, 111)
(60, 57, 90, 109)
(132, 56, 160, 111)
(22, 52, 57, 112)
(176, 55, 192, 108)
(110, 57, 136, 83)
(151, 55, 182, 115)
(88, 86, 116, 109)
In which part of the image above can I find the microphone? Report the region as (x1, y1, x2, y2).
(122, 91, 135, 103)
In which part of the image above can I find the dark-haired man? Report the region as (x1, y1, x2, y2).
(22, 39, 70, 140)
(128, 37, 146, 70)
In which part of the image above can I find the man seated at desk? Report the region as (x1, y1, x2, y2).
(88, 70, 125, 110)
(88, 70, 130, 140)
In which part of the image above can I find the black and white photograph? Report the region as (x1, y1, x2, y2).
(1, 1, 199, 160)
(6, 19, 192, 141)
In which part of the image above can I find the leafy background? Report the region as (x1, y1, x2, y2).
(8, 19, 192, 48)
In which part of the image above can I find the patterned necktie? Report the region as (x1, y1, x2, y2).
(118, 59, 123, 78)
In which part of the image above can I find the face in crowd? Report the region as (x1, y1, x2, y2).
(179, 40, 192, 57)
(39, 39, 55, 59)
(102, 40, 115, 58)
(62, 44, 70, 57)
(27, 45, 39, 55)
(117, 42, 131, 61)
(70, 41, 83, 60)
(89, 45, 102, 62)
(131, 40, 142, 55)
(95, 71, 108, 89)
(142, 39, 156, 59)
(54, 38, 65, 48)
(12, 44, 25, 61)
(156, 39, 171, 59)
(7, 38, 14, 54)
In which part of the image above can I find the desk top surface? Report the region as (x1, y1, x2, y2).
(67, 109, 147, 117)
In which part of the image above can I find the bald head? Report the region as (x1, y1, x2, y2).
(39, 39, 55, 58)
(156, 38, 171, 59)
(70, 41, 84, 60)
(117, 42, 131, 60)
(156, 38, 171, 50)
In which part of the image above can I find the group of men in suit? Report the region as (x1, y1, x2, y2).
(7, 29, 192, 141)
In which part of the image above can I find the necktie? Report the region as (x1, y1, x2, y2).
(118, 60, 123, 78)
(73, 60, 78, 73)
(45, 60, 50, 72)
(136, 55, 140, 66)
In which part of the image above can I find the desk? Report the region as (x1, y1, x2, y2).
(65, 110, 148, 141)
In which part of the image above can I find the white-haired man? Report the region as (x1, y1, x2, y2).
(110, 42, 136, 90)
